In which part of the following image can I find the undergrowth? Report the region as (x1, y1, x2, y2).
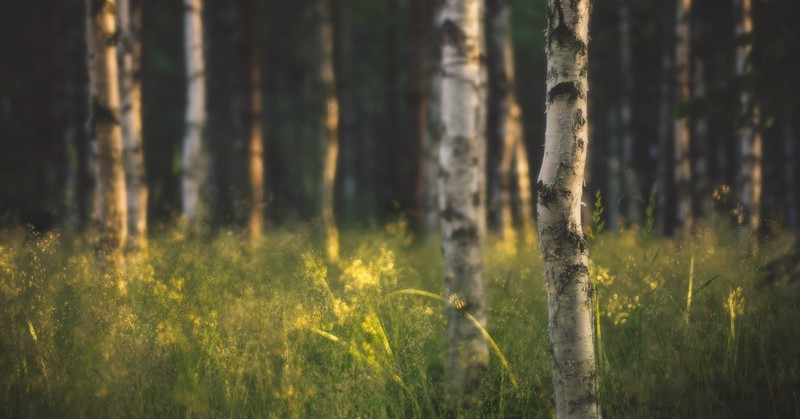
(1, 219, 799, 418)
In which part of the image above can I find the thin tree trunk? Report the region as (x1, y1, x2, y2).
(87, 0, 128, 258)
(439, 0, 488, 408)
(692, 48, 710, 216)
(656, 5, 673, 234)
(785, 122, 797, 227)
(513, 125, 534, 244)
(320, 0, 340, 261)
(734, 0, 761, 234)
(674, 0, 693, 235)
(537, 0, 600, 417)
(118, 0, 147, 250)
(487, 0, 528, 241)
(240, 0, 264, 242)
(182, 0, 208, 224)
(607, 107, 621, 230)
(618, 0, 639, 226)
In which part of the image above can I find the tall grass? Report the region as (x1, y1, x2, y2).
(1, 220, 799, 417)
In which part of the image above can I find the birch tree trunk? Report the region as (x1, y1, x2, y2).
(734, 0, 762, 234)
(513, 112, 534, 244)
(439, 0, 488, 407)
(537, 0, 600, 417)
(674, 0, 693, 234)
(182, 0, 208, 224)
(319, 0, 340, 261)
(618, 0, 639, 225)
(656, 4, 672, 234)
(240, 0, 264, 243)
(87, 0, 128, 257)
(118, 0, 147, 250)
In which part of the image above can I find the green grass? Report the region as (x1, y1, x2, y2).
(1, 220, 799, 418)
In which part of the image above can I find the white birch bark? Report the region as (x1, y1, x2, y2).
(537, 0, 600, 417)
(674, 0, 693, 234)
(118, 0, 147, 250)
(439, 0, 488, 407)
(182, 0, 208, 224)
(87, 0, 128, 257)
(734, 0, 762, 234)
(319, 0, 340, 261)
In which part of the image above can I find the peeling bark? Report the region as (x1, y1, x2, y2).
(439, 0, 488, 408)
(538, 0, 600, 417)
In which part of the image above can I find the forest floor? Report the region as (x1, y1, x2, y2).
(1, 217, 799, 418)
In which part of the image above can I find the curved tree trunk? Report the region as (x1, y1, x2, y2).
(537, 0, 600, 417)
(240, 0, 264, 243)
(182, 0, 208, 224)
(439, 0, 488, 408)
(734, 0, 761, 235)
(674, 0, 693, 235)
(319, 0, 340, 261)
(87, 0, 128, 259)
(118, 0, 147, 251)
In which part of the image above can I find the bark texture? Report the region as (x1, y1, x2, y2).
(537, 0, 600, 417)
(439, 0, 489, 407)
(240, 0, 264, 242)
(320, 0, 340, 261)
(734, 0, 761, 234)
(118, 0, 147, 250)
(674, 0, 693, 234)
(87, 0, 128, 257)
(182, 0, 208, 224)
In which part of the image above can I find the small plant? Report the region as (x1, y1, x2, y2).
(586, 190, 605, 242)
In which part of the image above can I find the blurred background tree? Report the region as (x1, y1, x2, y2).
(1, 0, 799, 238)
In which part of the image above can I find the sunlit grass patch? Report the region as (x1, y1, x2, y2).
(0, 222, 799, 417)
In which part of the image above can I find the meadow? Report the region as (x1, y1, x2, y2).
(1, 216, 799, 418)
